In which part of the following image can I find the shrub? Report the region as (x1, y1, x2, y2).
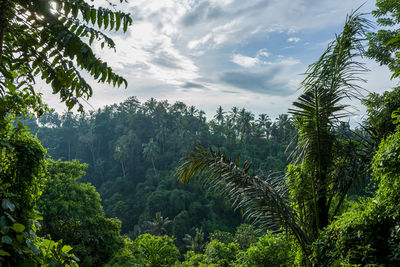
(238, 232, 294, 267)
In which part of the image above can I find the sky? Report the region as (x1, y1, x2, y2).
(40, 0, 398, 122)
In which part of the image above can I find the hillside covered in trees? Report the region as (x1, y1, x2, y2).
(1, 0, 400, 266)
(28, 98, 294, 244)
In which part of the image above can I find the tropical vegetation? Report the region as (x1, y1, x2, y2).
(1, 0, 400, 266)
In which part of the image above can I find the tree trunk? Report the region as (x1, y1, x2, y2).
(317, 170, 329, 232)
(0, 0, 9, 63)
(121, 160, 126, 178)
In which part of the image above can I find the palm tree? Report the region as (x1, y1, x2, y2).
(229, 106, 239, 136)
(183, 228, 207, 254)
(144, 212, 172, 236)
(176, 11, 369, 260)
(288, 10, 370, 235)
(214, 106, 226, 125)
(257, 113, 272, 138)
(238, 108, 254, 143)
(142, 138, 160, 175)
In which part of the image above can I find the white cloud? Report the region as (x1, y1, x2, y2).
(287, 37, 301, 43)
(232, 54, 261, 68)
(231, 49, 270, 68)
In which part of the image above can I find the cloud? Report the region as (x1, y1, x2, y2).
(181, 2, 224, 26)
(231, 49, 270, 68)
(181, 82, 207, 89)
(231, 54, 261, 68)
(41, 0, 387, 125)
(287, 37, 301, 43)
(151, 52, 183, 69)
(219, 67, 295, 96)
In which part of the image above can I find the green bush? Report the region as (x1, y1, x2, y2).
(204, 239, 240, 266)
(238, 232, 294, 267)
(179, 250, 217, 267)
(135, 234, 180, 266)
(37, 160, 123, 266)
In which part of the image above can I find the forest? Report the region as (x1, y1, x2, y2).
(1, 0, 400, 266)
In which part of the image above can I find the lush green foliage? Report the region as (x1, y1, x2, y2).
(109, 234, 180, 266)
(203, 239, 240, 266)
(362, 86, 400, 150)
(0, 0, 131, 119)
(37, 159, 123, 266)
(33, 97, 294, 250)
(311, 126, 400, 266)
(3, 0, 400, 265)
(367, 0, 400, 78)
(238, 232, 294, 267)
(179, 229, 294, 267)
(0, 119, 78, 265)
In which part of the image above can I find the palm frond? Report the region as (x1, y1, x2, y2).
(176, 146, 311, 250)
(289, 10, 371, 165)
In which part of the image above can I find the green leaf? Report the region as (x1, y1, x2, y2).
(11, 223, 25, 233)
(84, 9, 91, 22)
(0, 216, 7, 231)
(89, 34, 95, 45)
(72, 5, 78, 19)
(104, 12, 109, 29)
(110, 12, 115, 30)
(91, 9, 97, 25)
(116, 12, 121, 31)
(64, 2, 71, 16)
(123, 16, 128, 32)
(16, 234, 23, 242)
(0, 250, 10, 256)
(76, 26, 84, 37)
(97, 8, 103, 28)
(62, 245, 73, 254)
(2, 199, 15, 212)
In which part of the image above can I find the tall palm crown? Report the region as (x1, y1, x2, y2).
(289, 10, 371, 234)
(144, 212, 172, 236)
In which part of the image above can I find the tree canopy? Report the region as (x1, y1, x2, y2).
(0, 0, 132, 121)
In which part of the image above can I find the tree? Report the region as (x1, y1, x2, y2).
(183, 228, 207, 254)
(0, 118, 80, 265)
(142, 138, 160, 174)
(37, 160, 123, 266)
(238, 232, 294, 267)
(0, 0, 132, 121)
(214, 106, 226, 125)
(288, 10, 370, 237)
(176, 11, 369, 260)
(257, 113, 272, 139)
(311, 117, 400, 266)
(143, 212, 172, 236)
(130, 234, 180, 266)
(367, 0, 400, 78)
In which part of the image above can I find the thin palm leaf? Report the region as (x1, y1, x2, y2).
(177, 146, 311, 252)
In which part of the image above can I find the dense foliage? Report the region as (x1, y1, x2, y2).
(0, 119, 78, 265)
(33, 97, 295, 249)
(311, 119, 400, 266)
(0, 0, 131, 119)
(37, 160, 123, 266)
(1, 0, 400, 266)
